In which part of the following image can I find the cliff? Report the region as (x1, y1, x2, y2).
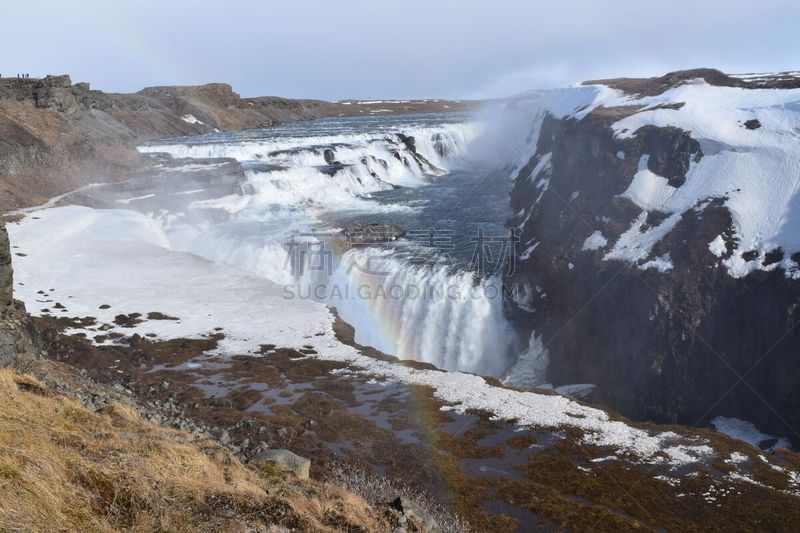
(0, 222, 38, 369)
(507, 69, 800, 442)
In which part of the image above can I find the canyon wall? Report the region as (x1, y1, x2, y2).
(507, 69, 800, 441)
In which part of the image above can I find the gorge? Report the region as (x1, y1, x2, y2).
(4, 70, 800, 530)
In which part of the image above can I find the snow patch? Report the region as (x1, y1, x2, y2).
(181, 114, 204, 125)
(582, 230, 607, 251)
(619, 155, 677, 211)
(639, 253, 673, 272)
(711, 416, 792, 450)
(604, 211, 682, 264)
(708, 235, 727, 257)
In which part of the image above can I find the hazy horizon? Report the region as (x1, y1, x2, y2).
(3, 0, 800, 100)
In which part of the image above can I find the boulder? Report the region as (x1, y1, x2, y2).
(250, 449, 310, 479)
(744, 118, 762, 130)
(390, 496, 441, 533)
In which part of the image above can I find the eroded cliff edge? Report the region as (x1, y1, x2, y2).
(507, 69, 800, 442)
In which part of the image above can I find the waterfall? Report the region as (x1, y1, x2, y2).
(140, 116, 521, 378)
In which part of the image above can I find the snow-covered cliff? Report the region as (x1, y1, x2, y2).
(507, 69, 800, 442)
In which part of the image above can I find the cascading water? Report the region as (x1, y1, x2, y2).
(139, 112, 526, 379)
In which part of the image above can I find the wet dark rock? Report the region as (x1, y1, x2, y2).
(744, 119, 762, 130)
(396, 133, 417, 153)
(113, 313, 144, 327)
(741, 250, 759, 262)
(0, 225, 13, 309)
(317, 162, 350, 177)
(763, 248, 784, 266)
(342, 223, 406, 246)
(128, 333, 142, 348)
(637, 126, 702, 187)
(759, 437, 779, 450)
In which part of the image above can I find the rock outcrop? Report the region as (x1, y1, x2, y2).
(342, 223, 406, 246)
(0, 223, 38, 369)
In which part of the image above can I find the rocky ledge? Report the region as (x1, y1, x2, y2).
(342, 223, 407, 246)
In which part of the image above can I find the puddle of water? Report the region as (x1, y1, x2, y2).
(246, 381, 314, 415)
(485, 500, 550, 532)
(459, 457, 525, 481)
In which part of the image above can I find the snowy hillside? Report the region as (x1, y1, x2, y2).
(525, 73, 800, 278)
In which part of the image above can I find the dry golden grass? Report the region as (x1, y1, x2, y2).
(0, 369, 390, 532)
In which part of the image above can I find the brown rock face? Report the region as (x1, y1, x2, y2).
(0, 224, 12, 309)
(0, 222, 39, 369)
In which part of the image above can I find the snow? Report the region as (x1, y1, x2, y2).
(582, 230, 607, 251)
(726, 452, 749, 464)
(181, 114, 204, 125)
(661, 444, 714, 465)
(8, 204, 758, 467)
(619, 155, 677, 211)
(519, 241, 539, 260)
(540, 80, 800, 278)
(604, 211, 682, 264)
(708, 235, 727, 257)
(528, 152, 552, 182)
(710, 416, 792, 450)
(116, 194, 156, 205)
(10, 206, 335, 355)
(639, 253, 673, 273)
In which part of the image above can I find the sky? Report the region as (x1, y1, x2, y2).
(3, 0, 800, 100)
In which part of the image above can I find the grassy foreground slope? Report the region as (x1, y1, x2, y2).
(0, 368, 389, 532)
